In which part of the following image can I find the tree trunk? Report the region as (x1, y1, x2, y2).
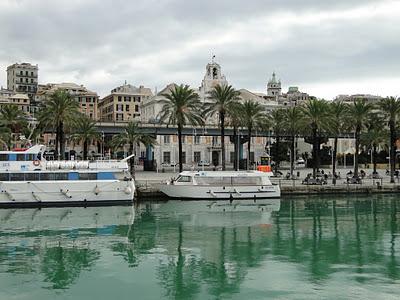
(83, 140, 88, 160)
(247, 127, 252, 170)
(274, 136, 280, 174)
(290, 135, 295, 178)
(55, 128, 59, 159)
(178, 123, 183, 173)
(129, 143, 135, 179)
(390, 121, 396, 183)
(312, 126, 318, 178)
(220, 113, 226, 171)
(233, 126, 238, 171)
(373, 144, 377, 174)
(59, 121, 65, 160)
(332, 137, 338, 184)
(354, 126, 360, 177)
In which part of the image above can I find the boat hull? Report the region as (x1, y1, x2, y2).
(0, 180, 135, 208)
(158, 184, 280, 199)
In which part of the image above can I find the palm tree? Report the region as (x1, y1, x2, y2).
(301, 99, 330, 178)
(111, 121, 156, 178)
(361, 119, 387, 175)
(0, 122, 11, 150)
(204, 84, 240, 170)
(347, 99, 374, 178)
(270, 108, 286, 174)
(70, 115, 101, 160)
(328, 101, 348, 183)
(228, 102, 244, 171)
(239, 100, 265, 170)
(158, 84, 204, 172)
(0, 104, 27, 148)
(38, 89, 79, 159)
(378, 96, 400, 183)
(283, 107, 304, 178)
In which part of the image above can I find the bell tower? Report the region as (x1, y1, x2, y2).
(199, 56, 228, 100)
(267, 72, 281, 99)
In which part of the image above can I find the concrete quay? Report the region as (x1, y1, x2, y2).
(134, 167, 400, 199)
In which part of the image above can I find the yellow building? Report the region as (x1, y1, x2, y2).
(35, 82, 99, 120)
(98, 83, 153, 122)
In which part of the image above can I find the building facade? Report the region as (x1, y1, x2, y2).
(141, 60, 272, 168)
(6, 63, 38, 100)
(35, 82, 99, 120)
(99, 83, 152, 122)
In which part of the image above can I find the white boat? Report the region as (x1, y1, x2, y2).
(158, 170, 280, 199)
(0, 145, 135, 207)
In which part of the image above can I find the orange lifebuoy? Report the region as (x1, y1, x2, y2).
(33, 160, 40, 166)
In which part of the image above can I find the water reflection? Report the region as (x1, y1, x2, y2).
(0, 197, 399, 299)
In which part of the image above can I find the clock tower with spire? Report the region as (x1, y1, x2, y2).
(267, 72, 281, 100)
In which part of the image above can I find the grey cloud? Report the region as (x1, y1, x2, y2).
(0, 0, 399, 99)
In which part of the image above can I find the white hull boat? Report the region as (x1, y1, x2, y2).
(158, 170, 280, 199)
(0, 145, 135, 208)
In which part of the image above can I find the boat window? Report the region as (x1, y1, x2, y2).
(16, 154, 25, 161)
(10, 173, 25, 181)
(0, 173, 9, 181)
(26, 154, 36, 161)
(40, 173, 55, 181)
(79, 173, 97, 180)
(231, 177, 262, 185)
(0, 154, 8, 161)
(176, 175, 191, 183)
(55, 173, 69, 180)
(25, 173, 40, 181)
(196, 177, 231, 185)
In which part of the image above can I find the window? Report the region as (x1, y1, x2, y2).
(25, 173, 40, 181)
(17, 154, 25, 161)
(182, 151, 186, 164)
(31, 79, 33, 83)
(0, 154, 8, 161)
(135, 105, 139, 112)
(31, 71, 33, 76)
(230, 151, 235, 163)
(55, 173, 69, 180)
(163, 152, 171, 164)
(181, 136, 185, 144)
(176, 175, 191, 183)
(26, 154, 36, 161)
(163, 135, 170, 144)
(194, 151, 201, 163)
(0, 173, 9, 181)
(194, 136, 201, 144)
(249, 152, 254, 163)
(10, 173, 25, 181)
(118, 96, 122, 101)
(79, 173, 97, 180)
(126, 105, 129, 111)
(40, 173, 55, 180)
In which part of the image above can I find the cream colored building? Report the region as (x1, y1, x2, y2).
(99, 83, 153, 122)
(141, 60, 273, 168)
(0, 88, 30, 113)
(35, 82, 99, 120)
(6, 63, 38, 100)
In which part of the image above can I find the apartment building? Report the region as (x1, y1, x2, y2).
(6, 63, 38, 100)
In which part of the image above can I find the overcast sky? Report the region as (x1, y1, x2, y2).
(0, 0, 399, 99)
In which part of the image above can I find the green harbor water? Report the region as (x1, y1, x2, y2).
(1, 196, 400, 299)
